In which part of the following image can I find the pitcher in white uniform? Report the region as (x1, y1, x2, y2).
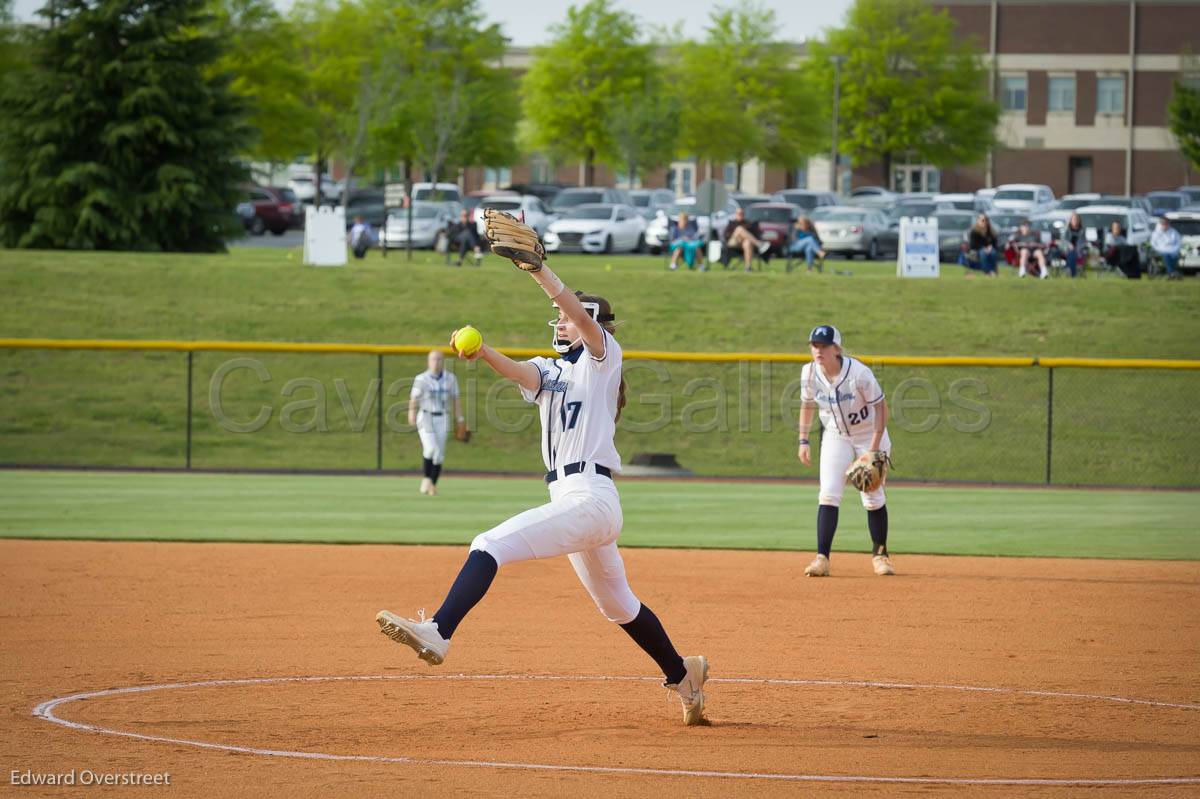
(796, 324, 896, 577)
(408, 350, 462, 496)
(376, 266, 709, 725)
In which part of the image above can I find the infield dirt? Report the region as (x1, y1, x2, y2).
(2, 540, 1198, 797)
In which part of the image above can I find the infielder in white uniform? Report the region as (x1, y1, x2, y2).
(797, 324, 896, 577)
(376, 269, 709, 725)
(408, 350, 463, 496)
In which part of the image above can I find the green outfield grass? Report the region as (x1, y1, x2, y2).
(0, 470, 1195, 560)
(1, 247, 1198, 485)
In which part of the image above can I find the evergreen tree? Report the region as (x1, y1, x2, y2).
(1168, 79, 1200, 173)
(0, 0, 249, 251)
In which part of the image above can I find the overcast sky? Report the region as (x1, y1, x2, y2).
(11, 0, 855, 44)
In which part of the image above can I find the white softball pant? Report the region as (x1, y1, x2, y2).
(819, 427, 892, 510)
(416, 412, 448, 464)
(469, 471, 641, 625)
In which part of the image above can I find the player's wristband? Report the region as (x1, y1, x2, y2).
(799, 438, 810, 445)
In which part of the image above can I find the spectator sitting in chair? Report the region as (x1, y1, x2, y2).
(1062, 212, 1088, 278)
(788, 216, 826, 271)
(667, 211, 702, 271)
(959, 213, 999, 275)
(1014, 220, 1048, 279)
(721, 207, 771, 272)
(348, 215, 376, 259)
(1151, 217, 1182, 280)
(1103, 221, 1142, 279)
(446, 209, 483, 267)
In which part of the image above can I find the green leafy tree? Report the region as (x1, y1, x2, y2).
(403, 0, 516, 184)
(215, 0, 310, 168)
(1168, 79, 1200, 172)
(522, 0, 651, 185)
(674, 5, 824, 186)
(0, 0, 250, 251)
(808, 0, 997, 184)
(607, 69, 680, 186)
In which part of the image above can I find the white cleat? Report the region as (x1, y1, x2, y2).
(667, 655, 709, 726)
(804, 554, 830, 577)
(873, 555, 895, 576)
(376, 609, 449, 666)
(419, 478, 432, 495)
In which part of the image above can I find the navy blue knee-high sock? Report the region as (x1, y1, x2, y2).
(619, 604, 687, 684)
(817, 504, 839, 557)
(422, 457, 434, 479)
(432, 550, 497, 639)
(431, 463, 443, 484)
(868, 505, 888, 556)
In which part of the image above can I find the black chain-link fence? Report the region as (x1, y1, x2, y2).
(1, 347, 1196, 487)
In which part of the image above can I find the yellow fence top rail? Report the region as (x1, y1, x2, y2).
(0, 338, 1197, 370)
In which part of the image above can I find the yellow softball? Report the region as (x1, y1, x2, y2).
(453, 325, 483, 357)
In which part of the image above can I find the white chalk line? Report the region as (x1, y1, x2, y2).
(31, 674, 1200, 787)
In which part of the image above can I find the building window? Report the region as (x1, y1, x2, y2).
(1001, 75, 1027, 111)
(483, 166, 512, 188)
(793, 167, 807, 189)
(1048, 76, 1075, 112)
(723, 162, 737, 187)
(529, 158, 551, 184)
(1097, 76, 1125, 114)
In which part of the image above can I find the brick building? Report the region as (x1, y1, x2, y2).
(457, 0, 1200, 198)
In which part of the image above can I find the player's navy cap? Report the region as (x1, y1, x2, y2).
(808, 324, 842, 346)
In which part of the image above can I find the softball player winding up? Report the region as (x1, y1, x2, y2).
(797, 325, 896, 577)
(408, 349, 463, 496)
(376, 244, 709, 725)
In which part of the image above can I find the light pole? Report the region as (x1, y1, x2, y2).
(830, 55, 845, 194)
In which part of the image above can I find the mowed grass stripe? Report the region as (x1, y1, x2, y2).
(1, 470, 1195, 560)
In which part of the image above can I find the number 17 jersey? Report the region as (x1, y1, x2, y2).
(520, 330, 624, 473)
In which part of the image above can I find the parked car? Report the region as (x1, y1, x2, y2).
(288, 174, 342, 205)
(847, 186, 897, 208)
(731, 192, 775, 209)
(240, 185, 300, 235)
(745, 203, 800, 255)
(472, 194, 554, 236)
(1177, 186, 1200, 205)
(975, 187, 998, 207)
(543, 203, 645, 253)
(1145, 191, 1190, 217)
(812, 206, 892, 259)
(1164, 210, 1200, 274)
(504, 183, 568, 206)
(643, 196, 739, 253)
(1054, 193, 1105, 211)
(551, 187, 633, 214)
(462, 189, 515, 215)
(933, 193, 985, 212)
(991, 183, 1056, 216)
(1074, 204, 1154, 263)
(410, 182, 462, 203)
(629, 188, 676, 220)
(381, 201, 461, 250)
(932, 210, 977, 262)
(885, 198, 954, 226)
(343, 190, 386, 230)
(1086, 195, 1153, 215)
(771, 189, 838, 213)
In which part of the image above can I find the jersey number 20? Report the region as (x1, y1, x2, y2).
(560, 401, 582, 430)
(848, 406, 870, 425)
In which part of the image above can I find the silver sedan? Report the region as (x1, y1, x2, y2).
(811, 206, 892, 260)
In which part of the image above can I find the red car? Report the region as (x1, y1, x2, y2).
(240, 185, 301, 236)
(747, 203, 800, 255)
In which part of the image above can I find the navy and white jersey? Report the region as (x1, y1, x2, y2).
(410, 369, 459, 414)
(519, 330, 623, 473)
(800, 356, 884, 438)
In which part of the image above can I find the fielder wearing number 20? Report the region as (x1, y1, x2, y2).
(376, 210, 709, 726)
(797, 325, 896, 578)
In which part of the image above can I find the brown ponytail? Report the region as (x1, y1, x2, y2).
(575, 292, 626, 422)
